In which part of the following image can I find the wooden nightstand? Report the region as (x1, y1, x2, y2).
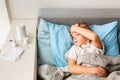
(0, 20, 37, 80)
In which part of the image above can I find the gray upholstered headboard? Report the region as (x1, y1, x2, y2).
(38, 8, 120, 32)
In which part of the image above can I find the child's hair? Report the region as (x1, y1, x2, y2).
(78, 22, 90, 30)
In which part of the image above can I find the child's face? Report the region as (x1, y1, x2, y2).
(71, 32, 88, 46)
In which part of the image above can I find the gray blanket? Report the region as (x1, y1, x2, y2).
(77, 53, 120, 72)
(67, 53, 120, 80)
(38, 53, 120, 80)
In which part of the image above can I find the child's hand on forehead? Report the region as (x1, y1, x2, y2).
(71, 32, 77, 38)
(70, 23, 79, 34)
(70, 24, 80, 38)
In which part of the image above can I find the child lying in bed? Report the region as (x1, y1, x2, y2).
(38, 22, 120, 80)
(65, 22, 107, 77)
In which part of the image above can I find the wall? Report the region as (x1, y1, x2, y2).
(6, 0, 120, 20)
(0, 0, 11, 49)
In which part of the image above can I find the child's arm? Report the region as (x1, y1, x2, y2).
(70, 24, 103, 49)
(68, 58, 107, 77)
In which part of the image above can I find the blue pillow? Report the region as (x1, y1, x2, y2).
(48, 21, 73, 67)
(37, 19, 55, 65)
(37, 18, 73, 67)
(118, 32, 120, 51)
(90, 21, 119, 56)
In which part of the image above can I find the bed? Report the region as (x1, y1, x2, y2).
(37, 8, 120, 80)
